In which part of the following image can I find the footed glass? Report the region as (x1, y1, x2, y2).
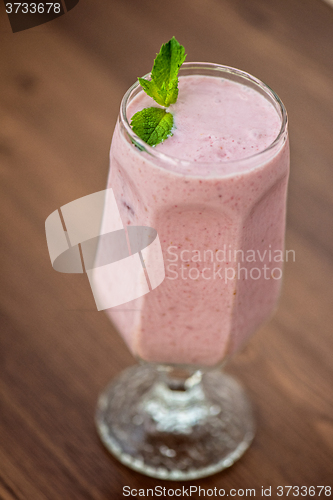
(95, 63, 289, 480)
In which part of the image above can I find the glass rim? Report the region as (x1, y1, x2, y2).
(120, 62, 288, 168)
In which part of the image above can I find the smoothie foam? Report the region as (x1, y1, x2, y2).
(102, 70, 289, 366)
(131, 75, 281, 164)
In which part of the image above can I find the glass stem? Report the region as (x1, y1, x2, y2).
(157, 365, 203, 391)
(140, 367, 208, 434)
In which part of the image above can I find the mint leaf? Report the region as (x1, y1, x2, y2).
(131, 107, 174, 146)
(137, 78, 166, 107)
(139, 36, 186, 107)
(131, 37, 185, 147)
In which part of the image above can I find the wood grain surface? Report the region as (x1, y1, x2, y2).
(1, 0, 333, 498)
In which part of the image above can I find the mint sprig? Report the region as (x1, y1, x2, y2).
(131, 107, 174, 147)
(130, 37, 186, 147)
(138, 37, 186, 107)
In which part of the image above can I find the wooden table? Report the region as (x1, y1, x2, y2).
(1, 0, 333, 498)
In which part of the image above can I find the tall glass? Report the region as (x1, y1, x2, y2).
(95, 63, 289, 480)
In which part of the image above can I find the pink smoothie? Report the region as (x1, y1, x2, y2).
(103, 69, 289, 366)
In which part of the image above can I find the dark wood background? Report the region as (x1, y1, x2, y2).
(1, 0, 333, 498)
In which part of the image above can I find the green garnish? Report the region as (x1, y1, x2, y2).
(131, 37, 186, 147)
(131, 107, 174, 147)
(138, 37, 186, 107)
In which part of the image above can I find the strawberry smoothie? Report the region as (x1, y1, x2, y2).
(103, 64, 289, 366)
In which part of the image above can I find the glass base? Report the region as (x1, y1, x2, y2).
(95, 364, 255, 480)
